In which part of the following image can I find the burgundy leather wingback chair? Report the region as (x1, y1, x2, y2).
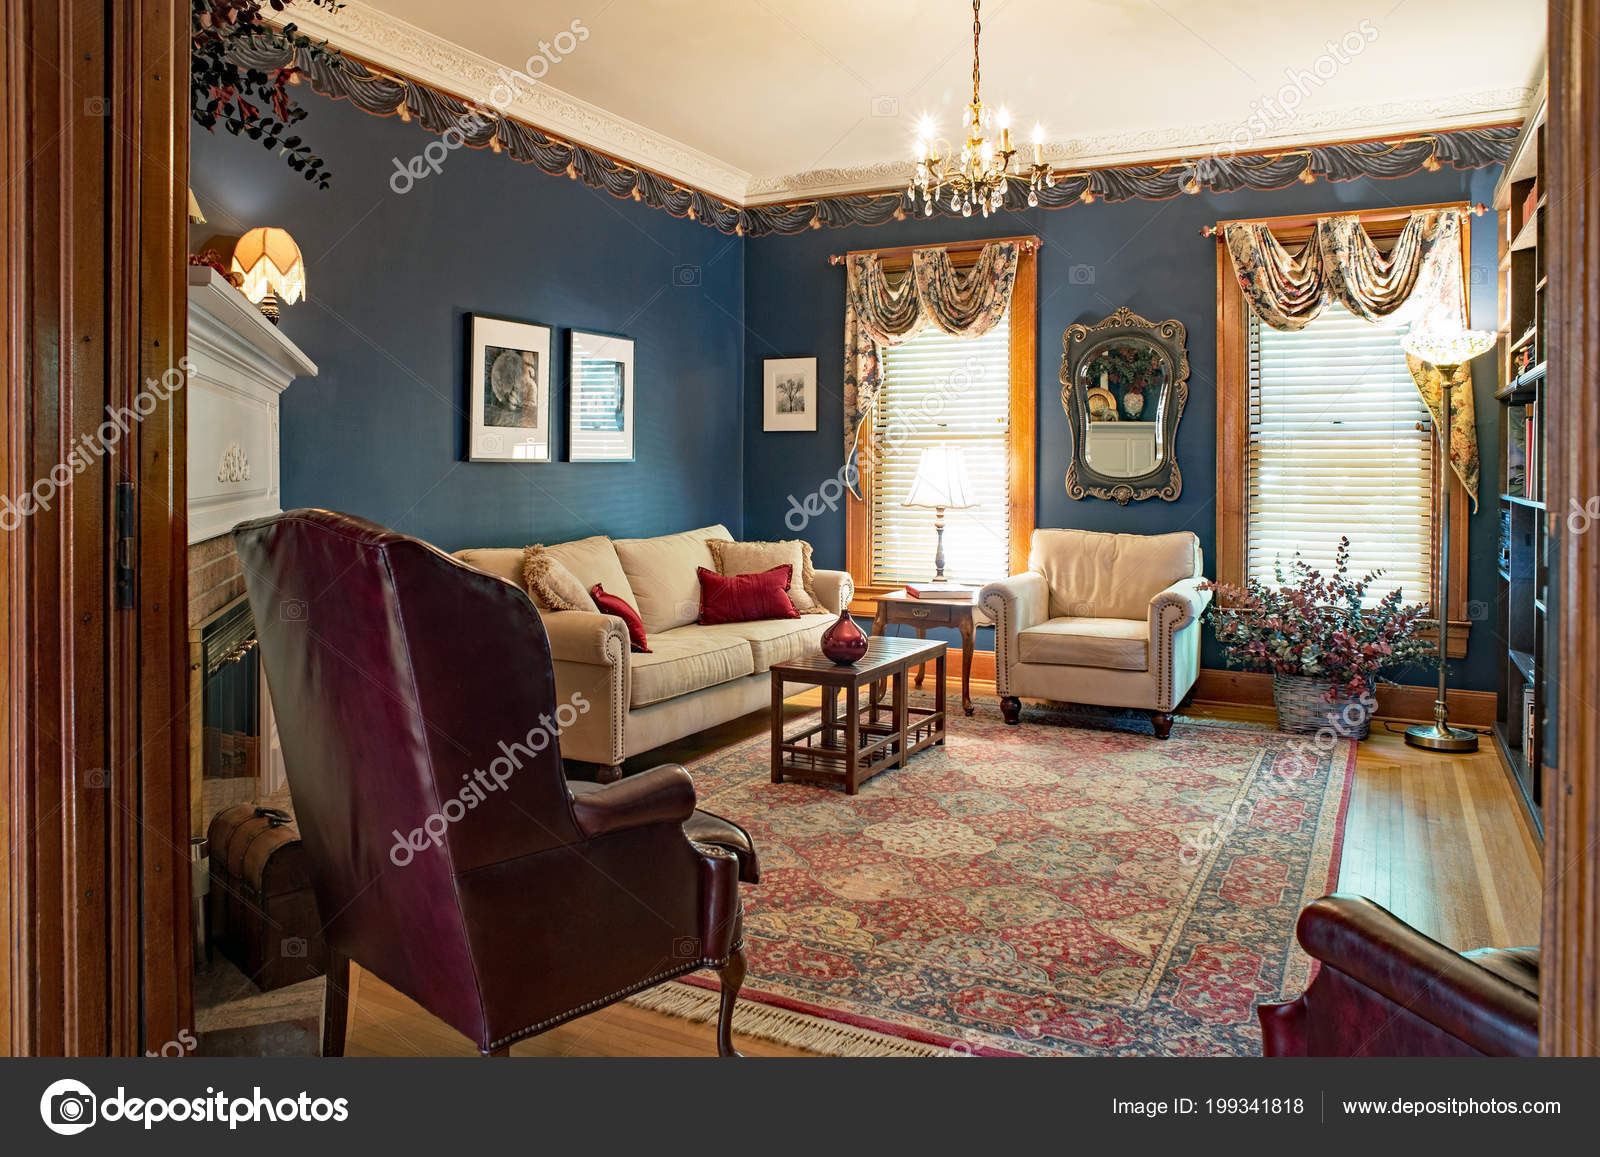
(233, 510, 758, 1057)
(1259, 895, 1538, 1057)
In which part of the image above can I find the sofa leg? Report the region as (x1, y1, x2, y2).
(1000, 696, 1022, 725)
(596, 763, 624, 784)
(1150, 711, 1174, 740)
(716, 946, 746, 1057)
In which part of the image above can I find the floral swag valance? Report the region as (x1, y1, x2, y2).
(1224, 208, 1479, 508)
(842, 241, 1020, 496)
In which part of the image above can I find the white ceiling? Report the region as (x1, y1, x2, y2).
(289, 0, 1544, 204)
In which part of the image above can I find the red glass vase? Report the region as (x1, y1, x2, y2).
(820, 607, 869, 666)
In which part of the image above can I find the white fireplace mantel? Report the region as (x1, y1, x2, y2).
(186, 267, 317, 544)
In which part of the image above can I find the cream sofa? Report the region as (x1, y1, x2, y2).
(456, 525, 853, 780)
(979, 528, 1210, 739)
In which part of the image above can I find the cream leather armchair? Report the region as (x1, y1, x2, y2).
(979, 529, 1210, 739)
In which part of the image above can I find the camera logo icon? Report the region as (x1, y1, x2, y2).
(1068, 264, 1096, 285)
(870, 95, 899, 117)
(280, 598, 308, 622)
(40, 1078, 97, 1135)
(282, 936, 308, 959)
(672, 264, 701, 287)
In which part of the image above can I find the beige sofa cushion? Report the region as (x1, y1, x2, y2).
(545, 535, 639, 612)
(1017, 617, 1149, 671)
(452, 547, 526, 589)
(613, 524, 731, 637)
(1028, 529, 1200, 621)
(707, 539, 822, 613)
(629, 626, 754, 708)
(696, 613, 836, 672)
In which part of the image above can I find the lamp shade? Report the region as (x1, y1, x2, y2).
(231, 227, 306, 305)
(903, 444, 978, 510)
(1403, 327, 1497, 367)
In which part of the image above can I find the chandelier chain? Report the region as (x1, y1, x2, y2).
(972, 0, 981, 111)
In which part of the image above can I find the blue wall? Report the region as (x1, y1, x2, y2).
(190, 91, 745, 551)
(191, 93, 1504, 690)
(741, 167, 1505, 691)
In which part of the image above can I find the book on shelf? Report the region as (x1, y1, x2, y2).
(903, 582, 978, 600)
(1498, 508, 1511, 572)
(1525, 411, 1538, 500)
(1506, 415, 1527, 494)
(1522, 684, 1537, 764)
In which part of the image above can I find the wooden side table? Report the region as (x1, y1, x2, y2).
(870, 589, 985, 715)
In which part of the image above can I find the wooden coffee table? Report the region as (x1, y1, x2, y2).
(770, 636, 947, 794)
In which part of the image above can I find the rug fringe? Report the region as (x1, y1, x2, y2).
(627, 983, 950, 1058)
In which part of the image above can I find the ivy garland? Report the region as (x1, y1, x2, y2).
(191, 1, 346, 188)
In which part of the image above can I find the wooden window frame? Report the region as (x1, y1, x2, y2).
(1215, 203, 1471, 656)
(845, 242, 1037, 612)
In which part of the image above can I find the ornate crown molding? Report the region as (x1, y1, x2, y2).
(743, 86, 1534, 203)
(281, 0, 751, 203)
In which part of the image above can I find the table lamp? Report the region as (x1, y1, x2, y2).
(903, 443, 977, 582)
(1401, 325, 1498, 753)
(231, 227, 305, 325)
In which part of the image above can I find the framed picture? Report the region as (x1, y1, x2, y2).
(468, 314, 552, 461)
(764, 357, 817, 431)
(568, 330, 635, 461)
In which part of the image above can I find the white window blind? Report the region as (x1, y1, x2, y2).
(1249, 301, 1432, 607)
(871, 312, 1012, 586)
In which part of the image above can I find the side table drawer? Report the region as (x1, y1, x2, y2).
(887, 600, 957, 627)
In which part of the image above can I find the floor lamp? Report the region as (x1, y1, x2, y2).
(1401, 327, 1498, 753)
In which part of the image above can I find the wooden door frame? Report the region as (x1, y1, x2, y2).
(1, 0, 191, 1056)
(1543, 0, 1600, 1056)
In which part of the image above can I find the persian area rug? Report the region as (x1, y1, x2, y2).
(630, 703, 1354, 1057)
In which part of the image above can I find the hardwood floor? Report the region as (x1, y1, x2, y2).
(343, 691, 1543, 1058)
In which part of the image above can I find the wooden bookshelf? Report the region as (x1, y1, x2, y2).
(1492, 78, 1549, 839)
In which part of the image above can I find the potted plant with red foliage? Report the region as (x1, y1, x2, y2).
(1200, 537, 1432, 737)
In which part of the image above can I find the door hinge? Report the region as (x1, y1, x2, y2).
(115, 482, 135, 610)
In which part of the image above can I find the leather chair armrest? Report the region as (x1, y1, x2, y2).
(538, 609, 629, 668)
(1288, 894, 1540, 1057)
(569, 764, 696, 839)
(810, 569, 854, 615)
(980, 573, 1049, 694)
(1148, 575, 1211, 636)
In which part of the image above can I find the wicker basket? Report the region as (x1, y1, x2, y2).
(1272, 674, 1373, 739)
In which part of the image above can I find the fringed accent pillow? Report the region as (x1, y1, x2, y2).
(707, 539, 822, 613)
(522, 545, 599, 613)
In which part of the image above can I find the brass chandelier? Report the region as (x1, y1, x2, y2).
(910, 0, 1054, 217)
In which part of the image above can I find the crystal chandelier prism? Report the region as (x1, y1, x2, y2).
(909, 0, 1054, 217)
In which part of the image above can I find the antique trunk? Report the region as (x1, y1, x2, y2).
(206, 805, 327, 990)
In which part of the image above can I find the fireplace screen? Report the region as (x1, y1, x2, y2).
(191, 595, 261, 835)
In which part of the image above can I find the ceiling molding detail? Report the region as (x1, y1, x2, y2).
(742, 86, 1534, 204)
(243, 25, 1517, 238)
(280, 0, 751, 202)
(284, 1, 1529, 207)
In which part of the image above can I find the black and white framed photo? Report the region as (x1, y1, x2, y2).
(568, 330, 635, 461)
(763, 357, 817, 431)
(468, 314, 552, 461)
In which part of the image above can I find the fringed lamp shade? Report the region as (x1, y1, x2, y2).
(1403, 328, 1497, 369)
(231, 227, 306, 316)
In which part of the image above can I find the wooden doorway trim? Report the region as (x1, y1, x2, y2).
(1, 0, 191, 1056)
(1543, 0, 1600, 1057)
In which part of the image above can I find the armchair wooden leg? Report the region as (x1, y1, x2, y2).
(321, 949, 349, 1058)
(1000, 696, 1022, 725)
(596, 763, 624, 784)
(1150, 711, 1174, 740)
(716, 946, 746, 1057)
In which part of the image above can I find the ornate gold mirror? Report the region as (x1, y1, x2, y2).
(1060, 307, 1189, 503)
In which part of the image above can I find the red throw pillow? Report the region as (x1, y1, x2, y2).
(697, 564, 799, 626)
(590, 583, 650, 653)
